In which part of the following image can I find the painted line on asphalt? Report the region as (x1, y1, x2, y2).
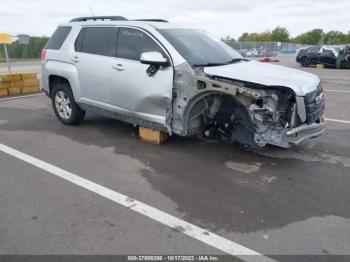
(325, 89, 350, 93)
(0, 93, 45, 101)
(0, 143, 275, 262)
(326, 118, 350, 124)
(321, 76, 350, 80)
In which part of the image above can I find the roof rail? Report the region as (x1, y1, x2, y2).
(132, 19, 169, 23)
(70, 16, 128, 22)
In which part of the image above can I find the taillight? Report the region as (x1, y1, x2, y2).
(41, 49, 47, 61)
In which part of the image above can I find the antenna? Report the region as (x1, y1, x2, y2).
(89, 5, 95, 17)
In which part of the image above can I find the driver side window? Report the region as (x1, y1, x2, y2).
(116, 27, 164, 61)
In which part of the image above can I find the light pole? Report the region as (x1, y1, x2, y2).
(3, 44, 11, 73)
(0, 33, 12, 74)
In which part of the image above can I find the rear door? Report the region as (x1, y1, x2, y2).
(73, 27, 117, 104)
(109, 27, 173, 126)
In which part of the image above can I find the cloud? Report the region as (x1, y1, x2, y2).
(0, 0, 349, 38)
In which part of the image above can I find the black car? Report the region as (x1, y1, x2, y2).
(296, 45, 350, 69)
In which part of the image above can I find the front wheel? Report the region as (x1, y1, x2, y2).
(52, 83, 85, 125)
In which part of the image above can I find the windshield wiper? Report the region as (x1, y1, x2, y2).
(192, 62, 228, 67)
(193, 58, 247, 67)
(226, 58, 248, 64)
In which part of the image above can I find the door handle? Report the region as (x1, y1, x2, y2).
(70, 56, 80, 63)
(112, 64, 125, 71)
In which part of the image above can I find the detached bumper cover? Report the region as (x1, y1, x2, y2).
(287, 122, 325, 145)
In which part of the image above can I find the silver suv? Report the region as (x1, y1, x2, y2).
(41, 16, 325, 148)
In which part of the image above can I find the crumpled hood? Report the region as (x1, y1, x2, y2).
(204, 60, 321, 96)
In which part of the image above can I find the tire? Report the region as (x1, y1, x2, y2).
(301, 57, 310, 67)
(51, 83, 85, 125)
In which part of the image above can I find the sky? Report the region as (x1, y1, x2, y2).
(0, 0, 349, 39)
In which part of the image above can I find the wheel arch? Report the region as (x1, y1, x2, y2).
(173, 90, 251, 136)
(49, 75, 71, 98)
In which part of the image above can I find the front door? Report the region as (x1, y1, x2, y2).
(110, 27, 174, 126)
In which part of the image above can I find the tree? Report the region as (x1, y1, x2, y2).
(324, 31, 347, 45)
(238, 33, 250, 42)
(271, 26, 290, 42)
(238, 31, 272, 42)
(292, 29, 324, 45)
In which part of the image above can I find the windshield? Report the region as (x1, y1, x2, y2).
(159, 29, 243, 67)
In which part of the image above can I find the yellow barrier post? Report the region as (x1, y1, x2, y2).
(0, 33, 12, 74)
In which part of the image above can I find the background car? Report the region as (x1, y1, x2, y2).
(296, 45, 350, 69)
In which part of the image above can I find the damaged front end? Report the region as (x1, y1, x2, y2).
(170, 63, 325, 148)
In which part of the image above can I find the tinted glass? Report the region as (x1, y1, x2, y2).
(308, 47, 320, 52)
(322, 49, 333, 55)
(160, 29, 242, 67)
(75, 29, 85, 51)
(80, 27, 117, 57)
(117, 28, 163, 61)
(46, 26, 72, 50)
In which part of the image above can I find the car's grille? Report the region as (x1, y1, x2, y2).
(304, 86, 325, 123)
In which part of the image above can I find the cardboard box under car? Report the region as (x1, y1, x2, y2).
(139, 127, 168, 145)
(21, 85, 40, 94)
(8, 87, 22, 95)
(0, 88, 9, 97)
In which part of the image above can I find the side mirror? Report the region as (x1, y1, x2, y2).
(140, 52, 169, 67)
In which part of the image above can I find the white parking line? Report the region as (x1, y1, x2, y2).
(325, 89, 350, 93)
(321, 76, 350, 80)
(0, 143, 275, 262)
(326, 118, 350, 124)
(0, 93, 45, 101)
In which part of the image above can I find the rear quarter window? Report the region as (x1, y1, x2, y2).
(46, 26, 72, 50)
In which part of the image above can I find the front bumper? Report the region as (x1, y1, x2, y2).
(255, 118, 325, 148)
(287, 122, 325, 145)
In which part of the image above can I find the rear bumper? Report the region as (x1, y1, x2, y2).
(44, 90, 50, 98)
(286, 122, 325, 145)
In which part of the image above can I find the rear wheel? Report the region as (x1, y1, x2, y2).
(51, 83, 85, 125)
(301, 57, 310, 67)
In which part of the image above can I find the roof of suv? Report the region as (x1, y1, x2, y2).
(61, 17, 196, 30)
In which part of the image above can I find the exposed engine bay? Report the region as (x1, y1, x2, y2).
(170, 63, 325, 148)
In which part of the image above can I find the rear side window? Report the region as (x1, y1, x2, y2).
(46, 26, 72, 50)
(117, 28, 163, 61)
(78, 27, 117, 57)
